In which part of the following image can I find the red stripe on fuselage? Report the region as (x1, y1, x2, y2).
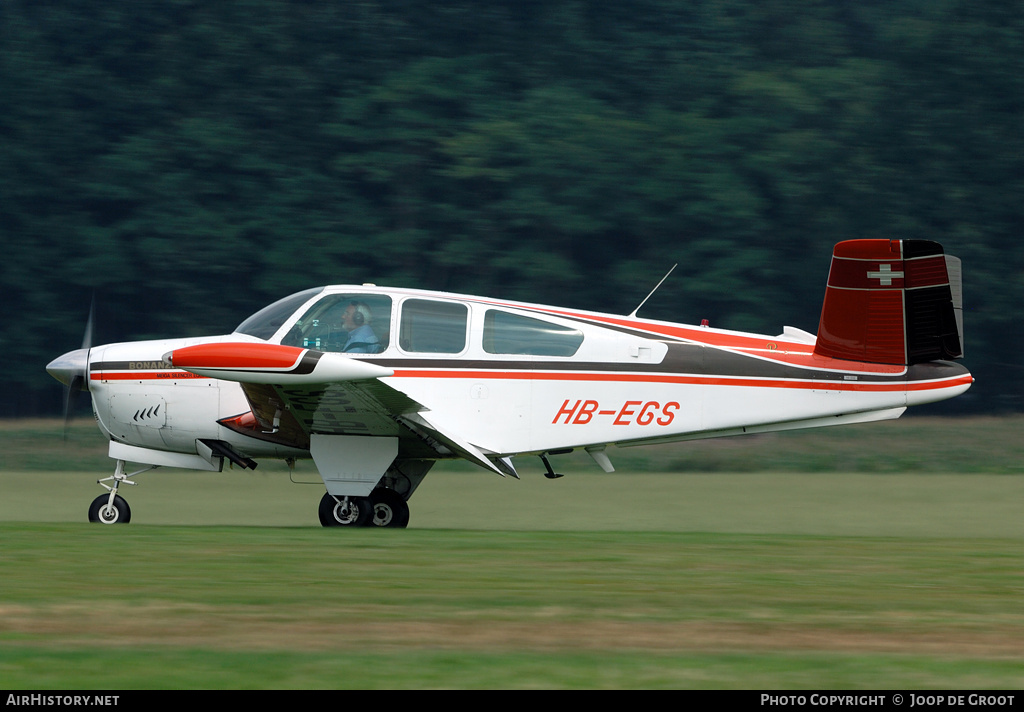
(389, 368, 971, 393)
(89, 365, 970, 393)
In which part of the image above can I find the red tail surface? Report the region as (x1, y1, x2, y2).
(815, 239, 963, 365)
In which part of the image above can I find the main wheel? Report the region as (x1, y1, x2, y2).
(318, 492, 373, 527)
(88, 494, 131, 524)
(369, 488, 410, 528)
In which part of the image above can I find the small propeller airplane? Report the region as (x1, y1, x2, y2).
(47, 239, 971, 527)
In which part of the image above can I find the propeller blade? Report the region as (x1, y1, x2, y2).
(62, 375, 83, 442)
(57, 298, 95, 440)
(81, 297, 95, 351)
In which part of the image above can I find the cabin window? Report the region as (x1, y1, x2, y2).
(483, 310, 584, 356)
(280, 294, 392, 354)
(399, 299, 468, 354)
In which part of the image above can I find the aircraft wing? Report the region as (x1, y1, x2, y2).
(166, 342, 511, 477)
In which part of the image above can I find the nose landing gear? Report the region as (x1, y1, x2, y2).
(88, 460, 157, 524)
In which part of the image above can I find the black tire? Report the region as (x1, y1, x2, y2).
(318, 492, 373, 527)
(369, 488, 410, 528)
(88, 494, 131, 524)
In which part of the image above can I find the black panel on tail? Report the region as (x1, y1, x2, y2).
(903, 240, 963, 364)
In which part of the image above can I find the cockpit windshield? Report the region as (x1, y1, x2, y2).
(234, 287, 323, 341)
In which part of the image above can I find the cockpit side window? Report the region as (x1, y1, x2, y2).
(483, 310, 584, 356)
(399, 299, 468, 354)
(280, 294, 392, 354)
(235, 287, 324, 341)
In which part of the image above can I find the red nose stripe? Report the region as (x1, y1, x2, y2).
(170, 343, 306, 370)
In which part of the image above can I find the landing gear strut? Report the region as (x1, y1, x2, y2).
(88, 460, 157, 525)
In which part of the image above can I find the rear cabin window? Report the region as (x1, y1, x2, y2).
(483, 310, 584, 356)
(399, 299, 468, 354)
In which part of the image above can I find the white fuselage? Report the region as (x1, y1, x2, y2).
(83, 285, 971, 470)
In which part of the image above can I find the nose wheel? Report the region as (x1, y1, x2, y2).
(88, 494, 131, 524)
(88, 460, 156, 525)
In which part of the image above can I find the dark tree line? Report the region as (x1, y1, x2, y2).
(2, 0, 1021, 415)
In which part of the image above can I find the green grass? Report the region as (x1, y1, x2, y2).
(2, 469, 1023, 537)
(0, 525, 1022, 689)
(0, 417, 1022, 688)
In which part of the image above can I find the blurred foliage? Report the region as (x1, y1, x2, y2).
(1, 0, 1020, 414)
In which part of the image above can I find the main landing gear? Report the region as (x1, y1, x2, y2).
(88, 460, 157, 524)
(318, 488, 410, 528)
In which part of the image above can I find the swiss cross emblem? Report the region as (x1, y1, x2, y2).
(867, 263, 904, 286)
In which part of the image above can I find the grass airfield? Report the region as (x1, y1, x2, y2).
(0, 418, 1022, 688)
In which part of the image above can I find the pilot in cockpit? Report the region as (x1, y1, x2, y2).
(337, 301, 381, 354)
(292, 297, 385, 353)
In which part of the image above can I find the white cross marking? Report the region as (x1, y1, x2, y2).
(867, 263, 904, 286)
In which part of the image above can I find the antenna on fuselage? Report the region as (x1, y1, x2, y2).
(628, 264, 677, 318)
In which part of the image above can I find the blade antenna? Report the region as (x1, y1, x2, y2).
(628, 264, 677, 318)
